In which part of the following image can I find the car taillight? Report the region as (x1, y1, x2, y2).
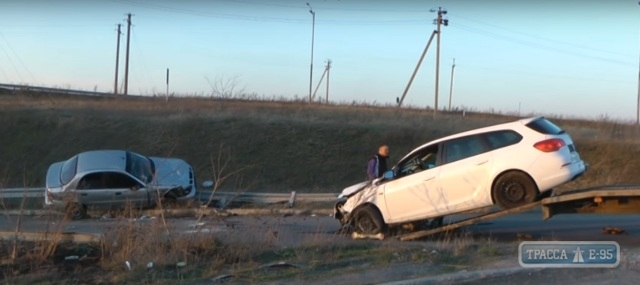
(534, 138, 565, 152)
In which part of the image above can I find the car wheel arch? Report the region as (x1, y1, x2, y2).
(353, 203, 388, 223)
(490, 169, 540, 205)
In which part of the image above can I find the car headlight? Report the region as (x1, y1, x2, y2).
(175, 185, 192, 197)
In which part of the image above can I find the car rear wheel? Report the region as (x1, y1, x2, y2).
(66, 203, 87, 220)
(492, 171, 538, 209)
(353, 205, 386, 235)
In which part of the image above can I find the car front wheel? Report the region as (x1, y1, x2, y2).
(353, 205, 386, 235)
(492, 171, 539, 210)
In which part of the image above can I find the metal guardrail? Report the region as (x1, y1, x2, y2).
(0, 187, 338, 204)
(0, 83, 115, 97)
(0, 188, 44, 198)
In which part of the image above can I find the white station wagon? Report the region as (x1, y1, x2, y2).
(334, 116, 587, 236)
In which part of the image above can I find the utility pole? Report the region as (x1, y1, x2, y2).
(306, 3, 315, 104)
(166, 68, 170, 102)
(326, 59, 331, 104)
(432, 7, 448, 118)
(448, 58, 455, 111)
(311, 59, 331, 102)
(637, 1, 640, 125)
(114, 23, 122, 95)
(124, 13, 133, 96)
(397, 30, 437, 108)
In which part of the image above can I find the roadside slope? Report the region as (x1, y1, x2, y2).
(1, 93, 639, 192)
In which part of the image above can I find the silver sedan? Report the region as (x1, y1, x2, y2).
(45, 150, 198, 219)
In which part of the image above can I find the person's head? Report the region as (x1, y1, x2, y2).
(378, 145, 389, 157)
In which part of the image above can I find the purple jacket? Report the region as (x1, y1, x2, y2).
(367, 154, 388, 180)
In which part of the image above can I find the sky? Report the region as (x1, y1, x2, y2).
(1, 0, 640, 121)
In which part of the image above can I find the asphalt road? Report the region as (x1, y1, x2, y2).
(0, 210, 638, 247)
(448, 210, 640, 246)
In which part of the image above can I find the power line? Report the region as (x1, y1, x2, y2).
(131, 28, 154, 93)
(0, 43, 23, 82)
(460, 64, 631, 84)
(449, 23, 635, 68)
(453, 14, 629, 58)
(105, 0, 429, 25)
(108, 0, 308, 22)
(0, 61, 8, 82)
(0, 33, 37, 82)
(0, 24, 114, 28)
(215, 0, 430, 13)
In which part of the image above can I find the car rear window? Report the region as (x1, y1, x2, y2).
(525, 117, 565, 135)
(60, 155, 78, 185)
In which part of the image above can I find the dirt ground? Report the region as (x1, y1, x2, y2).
(196, 214, 640, 285)
(2, 212, 640, 284)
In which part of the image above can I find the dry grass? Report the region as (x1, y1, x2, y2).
(1, 91, 639, 194)
(0, 212, 508, 284)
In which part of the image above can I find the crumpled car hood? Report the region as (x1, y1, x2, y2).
(149, 157, 193, 188)
(338, 180, 373, 198)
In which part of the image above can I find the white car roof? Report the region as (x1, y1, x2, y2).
(399, 116, 542, 162)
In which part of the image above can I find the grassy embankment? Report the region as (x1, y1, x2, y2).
(1, 92, 639, 193)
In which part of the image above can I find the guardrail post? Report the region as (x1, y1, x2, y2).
(288, 191, 297, 208)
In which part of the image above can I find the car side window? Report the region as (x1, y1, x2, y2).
(484, 130, 522, 150)
(443, 135, 488, 164)
(103, 172, 142, 189)
(396, 145, 439, 179)
(77, 172, 141, 190)
(77, 172, 108, 190)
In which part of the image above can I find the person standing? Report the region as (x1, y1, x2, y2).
(367, 145, 389, 180)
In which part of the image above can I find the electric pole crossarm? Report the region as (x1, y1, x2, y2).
(397, 30, 437, 108)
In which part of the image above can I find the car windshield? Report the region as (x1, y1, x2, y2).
(125, 152, 154, 183)
(60, 155, 78, 185)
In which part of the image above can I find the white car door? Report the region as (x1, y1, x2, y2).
(382, 144, 444, 224)
(436, 134, 494, 214)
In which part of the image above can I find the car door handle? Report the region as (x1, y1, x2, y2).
(115, 192, 122, 195)
(81, 193, 88, 196)
(476, 160, 488, 165)
(424, 177, 435, 182)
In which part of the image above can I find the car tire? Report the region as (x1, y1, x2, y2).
(492, 171, 539, 209)
(66, 203, 87, 220)
(161, 196, 178, 209)
(353, 205, 386, 235)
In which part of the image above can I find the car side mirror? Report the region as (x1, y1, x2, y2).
(383, 170, 395, 180)
(131, 185, 140, 191)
